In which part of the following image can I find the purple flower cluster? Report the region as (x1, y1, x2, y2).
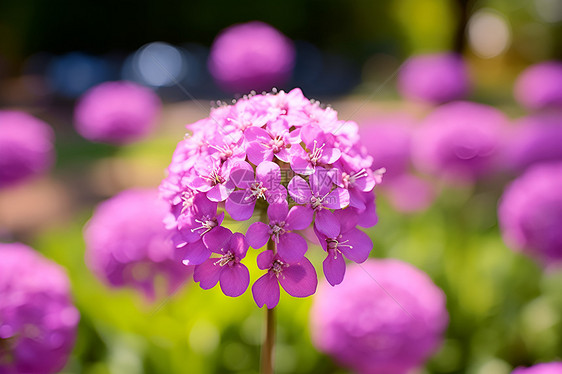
(512, 362, 562, 374)
(514, 61, 562, 110)
(160, 88, 380, 308)
(310, 259, 448, 374)
(208, 21, 296, 93)
(397, 52, 470, 104)
(0, 243, 79, 374)
(413, 101, 508, 183)
(84, 189, 192, 299)
(498, 162, 562, 266)
(0, 110, 55, 189)
(74, 81, 161, 145)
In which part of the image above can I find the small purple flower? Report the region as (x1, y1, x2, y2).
(514, 61, 562, 110)
(0, 243, 79, 374)
(498, 162, 562, 266)
(176, 193, 231, 266)
(245, 118, 301, 165)
(310, 259, 448, 374)
(288, 168, 350, 237)
(246, 202, 312, 262)
(315, 209, 373, 286)
(74, 81, 161, 144)
(193, 231, 250, 297)
(208, 21, 295, 93)
(398, 52, 470, 104)
(226, 161, 287, 221)
(0, 111, 55, 189)
(189, 156, 236, 202)
(252, 251, 317, 309)
(412, 101, 508, 183)
(512, 362, 562, 374)
(85, 189, 192, 299)
(291, 125, 341, 175)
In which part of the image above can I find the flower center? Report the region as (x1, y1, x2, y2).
(269, 222, 286, 242)
(308, 140, 325, 165)
(271, 259, 286, 276)
(326, 236, 353, 258)
(209, 169, 225, 186)
(190, 216, 218, 236)
(310, 194, 324, 209)
(214, 251, 235, 267)
(247, 182, 267, 201)
(269, 136, 285, 153)
(180, 190, 196, 214)
(342, 169, 368, 189)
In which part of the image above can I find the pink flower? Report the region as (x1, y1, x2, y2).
(74, 81, 161, 144)
(246, 202, 312, 262)
(512, 362, 562, 374)
(159, 88, 379, 304)
(0, 111, 55, 188)
(314, 210, 373, 286)
(514, 61, 562, 110)
(310, 259, 448, 374)
(252, 251, 317, 309)
(193, 231, 250, 297)
(226, 161, 287, 221)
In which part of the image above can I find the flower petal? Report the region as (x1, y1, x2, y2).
(203, 226, 232, 254)
(265, 185, 287, 204)
(252, 273, 280, 309)
(244, 126, 270, 143)
(320, 147, 341, 165)
(339, 228, 372, 263)
(225, 192, 256, 221)
(193, 259, 221, 290)
(257, 250, 275, 270)
(278, 257, 317, 298)
(286, 205, 313, 230)
(246, 141, 271, 165)
(257, 161, 281, 189)
(310, 168, 332, 196)
(315, 209, 341, 238)
(219, 263, 250, 297)
(230, 162, 255, 189)
(288, 176, 312, 205)
(193, 193, 218, 217)
(323, 188, 350, 209)
(229, 232, 249, 259)
(206, 182, 234, 202)
(290, 149, 315, 175)
(267, 201, 288, 222)
(277, 232, 308, 263)
(181, 239, 212, 265)
(246, 222, 270, 249)
(323, 250, 346, 286)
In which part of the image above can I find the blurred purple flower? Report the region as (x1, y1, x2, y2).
(252, 250, 317, 309)
(512, 362, 562, 374)
(397, 52, 470, 104)
(208, 21, 295, 93)
(514, 61, 562, 110)
(0, 243, 79, 374)
(498, 162, 562, 266)
(84, 189, 192, 299)
(413, 101, 508, 183)
(74, 81, 161, 145)
(0, 110, 55, 189)
(505, 112, 562, 173)
(310, 259, 448, 374)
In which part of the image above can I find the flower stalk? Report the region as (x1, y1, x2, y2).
(261, 240, 276, 374)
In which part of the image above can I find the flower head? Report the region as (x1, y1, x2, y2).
(160, 88, 379, 306)
(498, 162, 562, 266)
(310, 259, 448, 374)
(0, 243, 79, 374)
(84, 189, 192, 299)
(397, 52, 470, 104)
(208, 22, 295, 93)
(514, 61, 562, 110)
(412, 101, 508, 183)
(74, 81, 161, 144)
(512, 362, 562, 374)
(0, 111, 55, 188)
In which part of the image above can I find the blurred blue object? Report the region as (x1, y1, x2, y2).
(47, 52, 112, 98)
